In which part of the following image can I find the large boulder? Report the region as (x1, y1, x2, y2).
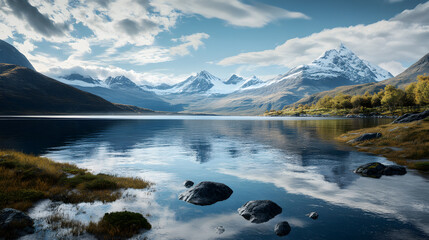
(0, 208, 35, 239)
(393, 110, 429, 123)
(355, 162, 406, 178)
(179, 181, 233, 206)
(274, 221, 291, 236)
(355, 162, 386, 178)
(237, 200, 282, 223)
(348, 133, 382, 143)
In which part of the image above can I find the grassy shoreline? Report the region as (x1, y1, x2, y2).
(0, 150, 153, 239)
(336, 117, 429, 171)
(0, 150, 150, 211)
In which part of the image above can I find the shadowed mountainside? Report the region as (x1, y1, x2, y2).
(0, 40, 35, 70)
(0, 64, 153, 114)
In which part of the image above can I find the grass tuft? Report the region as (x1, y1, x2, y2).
(87, 211, 151, 239)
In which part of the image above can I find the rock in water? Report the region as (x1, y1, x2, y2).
(348, 133, 382, 143)
(237, 200, 282, 223)
(393, 110, 429, 123)
(0, 208, 35, 238)
(355, 162, 406, 178)
(383, 165, 407, 176)
(307, 212, 319, 220)
(183, 180, 194, 188)
(179, 181, 233, 206)
(355, 162, 386, 178)
(215, 226, 225, 234)
(274, 221, 291, 236)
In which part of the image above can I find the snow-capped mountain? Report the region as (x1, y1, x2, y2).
(278, 44, 392, 85)
(143, 71, 266, 95)
(182, 44, 394, 115)
(225, 74, 244, 85)
(56, 73, 182, 111)
(241, 75, 264, 89)
(105, 76, 141, 90)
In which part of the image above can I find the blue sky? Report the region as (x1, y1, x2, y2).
(1, 0, 428, 85)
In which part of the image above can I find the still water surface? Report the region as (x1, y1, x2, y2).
(0, 116, 428, 240)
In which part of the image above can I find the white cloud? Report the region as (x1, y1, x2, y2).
(218, 1, 429, 75)
(379, 61, 406, 76)
(170, 32, 210, 56)
(152, 0, 309, 28)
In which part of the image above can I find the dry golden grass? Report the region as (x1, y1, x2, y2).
(0, 150, 150, 211)
(336, 117, 429, 170)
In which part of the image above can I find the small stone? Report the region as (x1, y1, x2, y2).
(308, 212, 319, 220)
(183, 180, 194, 188)
(215, 226, 225, 234)
(237, 200, 282, 223)
(274, 221, 291, 236)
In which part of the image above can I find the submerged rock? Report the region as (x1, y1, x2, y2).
(237, 200, 282, 223)
(215, 226, 225, 234)
(179, 181, 233, 206)
(183, 180, 194, 188)
(307, 212, 319, 220)
(355, 162, 406, 178)
(348, 133, 382, 143)
(274, 221, 291, 236)
(393, 110, 429, 123)
(0, 208, 35, 239)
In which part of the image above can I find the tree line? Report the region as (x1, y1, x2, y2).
(312, 74, 429, 111)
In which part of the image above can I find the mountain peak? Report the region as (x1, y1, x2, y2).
(105, 75, 140, 90)
(308, 45, 392, 83)
(225, 74, 244, 85)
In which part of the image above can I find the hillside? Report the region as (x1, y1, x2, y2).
(0, 64, 153, 114)
(296, 52, 429, 106)
(0, 40, 35, 70)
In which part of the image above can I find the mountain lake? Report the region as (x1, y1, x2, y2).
(0, 115, 428, 240)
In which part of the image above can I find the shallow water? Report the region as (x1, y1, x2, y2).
(1, 116, 428, 240)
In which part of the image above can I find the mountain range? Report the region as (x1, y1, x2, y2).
(57, 44, 393, 114)
(3, 39, 426, 115)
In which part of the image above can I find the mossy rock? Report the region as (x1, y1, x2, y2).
(87, 211, 151, 239)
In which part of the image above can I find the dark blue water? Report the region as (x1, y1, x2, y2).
(1, 116, 428, 240)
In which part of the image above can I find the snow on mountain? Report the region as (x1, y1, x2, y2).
(144, 71, 268, 95)
(105, 76, 141, 90)
(241, 75, 264, 89)
(225, 74, 244, 85)
(58, 74, 106, 87)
